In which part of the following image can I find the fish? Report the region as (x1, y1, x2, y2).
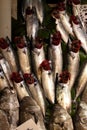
(70, 15, 87, 54)
(58, 2, 74, 36)
(0, 87, 19, 130)
(49, 104, 74, 130)
(0, 65, 10, 91)
(74, 60, 87, 102)
(0, 37, 18, 72)
(40, 60, 55, 104)
(52, 7, 69, 43)
(10, 72, 29, 100)
(19, 96, 47, 130)
(25, 7, 39, 39)
(56, 71, 71, 113)
(23, 73, 46, 115)
(0, 53, 14, 88)
(66, 39, 81, 90)
(33, 0, 44, 24)
(14, 36, 31, 74)
(72, 0, 81, 16)
(74, 101, 87, 130)
(48, 31, 63, 82)
(31, 37, 45, 83)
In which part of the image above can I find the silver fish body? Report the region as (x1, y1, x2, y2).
(24, 73, 46, 115)
(49, 104, 74, 130)
(41, 69, 55, 104)
(56, 83, 71, 113)
(74, 60, 87, 101)
(33, 0, 44, 24)
(0, 38, 18, 72)
(56, 19, 69, 43)
(0, 87, 19, 130)
(74, 101, 87, 130)
(48, 43, 63, 82)
(0, 55, 13, 88)
(72, 19, 87, 54)
(32, 45, 45, 82)
(26, 8, 39, 39)
(19, 96, 46, 130)
(59, 11, 74, 36)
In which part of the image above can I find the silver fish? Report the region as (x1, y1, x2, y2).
(48, 31, 63, 82)
(0, 53, 14, 88)
(49, 104, 74, 130)
(14, 36, 31, 74)
(0, 65, 10, 91)
(11, 72, 29, 100)
(26, 7, 39, 39)
(58, 2, 74, 36)
(74, 101, 87, 130)
(0, 37, 18, 72)
(56, 71, 71, 113)
(23, 73, 46, 116)
(33, 0, 44, 24)
(40, 60, 55, 104)
(71, 15, 87, 54)
(74, 60, 87, 102)
(19, 96, 46, 130)
(0, 87, 19, 130)
(32, 38, 45, 83)
(67, 39, 81, 90)
(52, 8, 69, 43)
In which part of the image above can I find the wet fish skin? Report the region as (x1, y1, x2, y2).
(19, 96, 47, 130)
(32, 42, 45, 83)
(26, 7, 39, 40)
(24, 73, 46, 116)
(49, 104, 74, 130)
(71, 16, 87, 54)
(0, 38, 18, 72)
(74, 60, 87, 101)
(14, 36, 31, 74)
(74, 101, 87, 130)
(0, 87, 19, 130)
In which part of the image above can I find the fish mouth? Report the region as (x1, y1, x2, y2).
(40, 60, 51, 71)
(72, 0, 80, 5)
(23, 73, 35, 84)
(59, 70, 71, 84)
(70, 15, 80, 25)
(0, 38, 9, 49)
(58, 2, 66, 11)
(26, 7, 34, 15)
(51, 8, 60, 19)
(14, 36, 26, 48)
(10, 72, 23, 83)
(70, 40, 81, 53)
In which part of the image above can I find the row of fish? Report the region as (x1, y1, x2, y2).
(0, 0, 87, 129)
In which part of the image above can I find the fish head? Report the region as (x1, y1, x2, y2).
(0, 38, 9, 50)
(23, 73, 35, 85)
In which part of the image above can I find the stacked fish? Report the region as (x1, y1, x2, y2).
(0, 0, 87, 130)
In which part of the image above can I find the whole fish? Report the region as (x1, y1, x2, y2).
(52, 8, 69, 43)
(19, 96, 46, 130)
(14, 36, 31, 74)
(0, 37, 18, 72)
(0, 53, 14, 88)
(67, 39, 81, 90)
(71, 15, 87, 54)
(40, 60, 55, 104)
(33, 0, 44, 24)
(32, 37, 45, 83)
(11, 72, 29, 100)
(25, 7, 39, 39)
(74, 60, 87, 102)
(74, 101, 87, 130)
(0, 87, 19, 130)
(56, 71, 71, 113)
(49, 104, 74, 130)
(23, 73, 46, 115)
(48, 31, 63, 82)
(58, 2, 74, 36)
